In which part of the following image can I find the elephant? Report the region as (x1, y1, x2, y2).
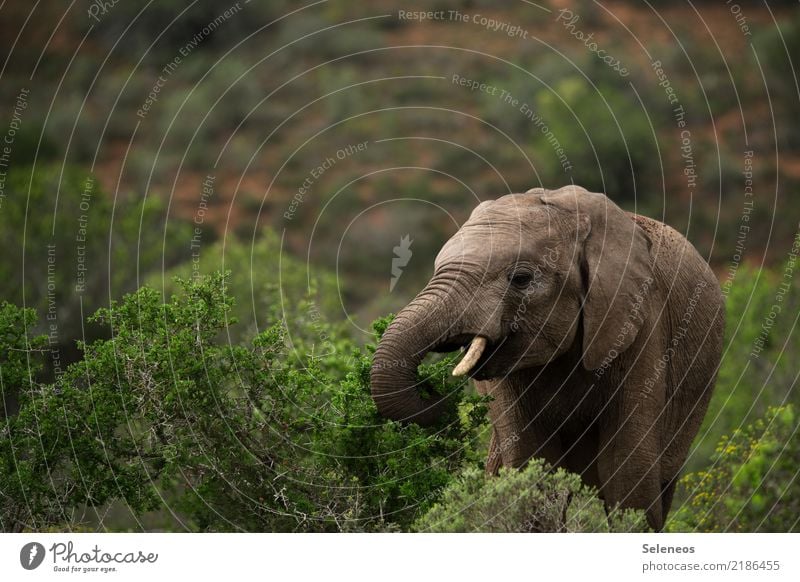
(370, 185, 724, 531)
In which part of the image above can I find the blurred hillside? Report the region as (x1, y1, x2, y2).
(1, 0, 798, 335)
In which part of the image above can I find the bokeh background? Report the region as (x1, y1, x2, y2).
(1, 0, 799, 532)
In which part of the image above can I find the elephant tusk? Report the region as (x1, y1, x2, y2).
(452, 336, 488, 377)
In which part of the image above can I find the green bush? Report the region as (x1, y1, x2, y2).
(0, 273, 486, 532)
(274, 14, 383, 63)
(529, 71, 662, 201)
(668, 405, 799, 532)
(755, 11, 800, 149)
(691, 263, 800, 472)
(415, 459, 649, 533)
(152, 229, 341, 345)
(0, 164, 191, 370)
(3, 268, 798, 532)
(0, 303, 47, 420)
(84, 1, 292, 60)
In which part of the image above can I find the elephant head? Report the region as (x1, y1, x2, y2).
(370, 185, 653, 426)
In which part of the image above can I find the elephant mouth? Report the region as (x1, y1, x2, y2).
(429, 333, 477, 354)
(430, 334, 506, 380)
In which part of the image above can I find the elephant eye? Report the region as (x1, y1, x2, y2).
(508, 271, 534, 289)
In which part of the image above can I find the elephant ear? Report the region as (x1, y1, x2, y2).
(539, 186, 653, 370)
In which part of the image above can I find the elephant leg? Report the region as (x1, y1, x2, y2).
(560, 423, 601, 490)
(597, 411, 664, 531)
(660, 475, 679, 520)
(476, 380, 507, 475)
(485, 429, 503, 475)
(500, 421, 563, 468)
(479, 375, 563, 469)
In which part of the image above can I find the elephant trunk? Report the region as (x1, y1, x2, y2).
(370, 282, 459, 427)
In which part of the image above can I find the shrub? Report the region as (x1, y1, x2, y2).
(0, 165, 192, 377)
(0, 303, 47, 420)
(84, 1, 292, 61)
(0, 273, 487, 532)
(755, 11, 800, 149)
(274, 14, 383, 63)
(690, 263, 800, 472)
(152, 229, 341, 345)
(668, 405, 799, 533)
(414, 459, 649, 533)
(529, 71, 662, 202)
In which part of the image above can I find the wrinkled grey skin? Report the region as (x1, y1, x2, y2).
(370, 186, 724, 531)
